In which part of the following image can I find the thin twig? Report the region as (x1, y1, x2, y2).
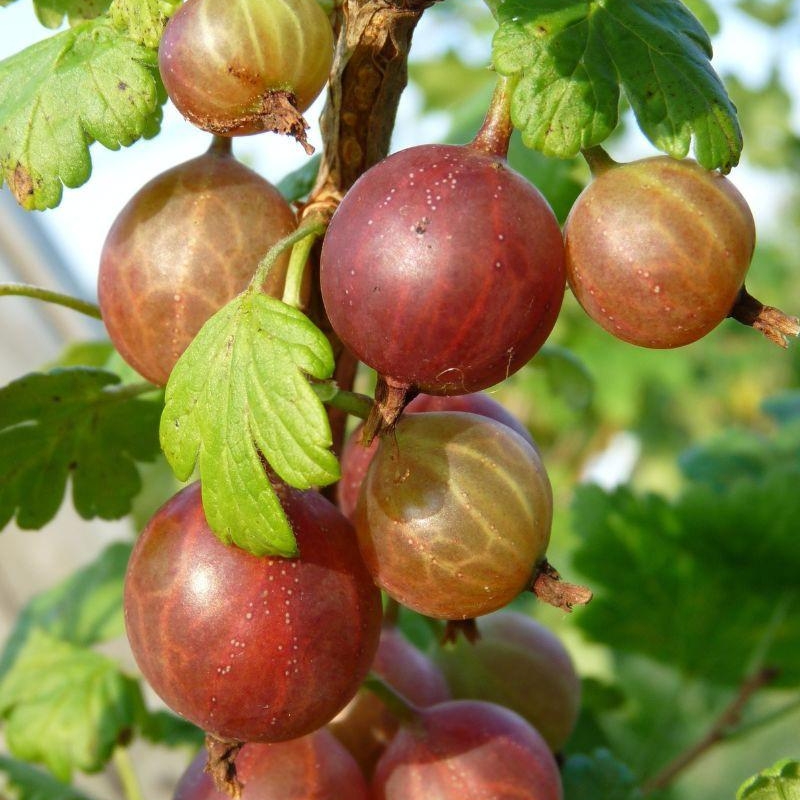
(641, 667, 780, 794)
(0, 283, 102, 320)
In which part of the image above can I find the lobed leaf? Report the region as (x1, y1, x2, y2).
(493, 0, 741, 171)
(160, 291, 339, 557)
(109, 0, 182, 48)
(562, 749, 642, 800)
(0, 18, 162, 209)
(0, 755, 97, 800)
(572, 475, 800, 685)
(737, 760, 800, 800)
(0, 368, 162, 530)
(0, 542, 130, 680)
(0, 630, 144, 781)
(0, 0, 112, 28)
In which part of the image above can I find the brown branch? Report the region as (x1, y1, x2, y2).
(640, 667, 780, 795)
(304, 0, 437, 461)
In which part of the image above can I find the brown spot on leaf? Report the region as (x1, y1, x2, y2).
(9, 163, 38, 206)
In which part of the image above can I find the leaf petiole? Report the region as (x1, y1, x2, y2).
(282, 226, 323, 309)
(0, 283, 102, 320)
(310, 382, 373, 420)
(250, 217, 327, 294)
(113, 747, 145, 800)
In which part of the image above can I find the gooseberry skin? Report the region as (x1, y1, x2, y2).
(354, 412, 552, 620)
(328, 626, 451, 774)
(436, 611, 581, 752)
(564, 156, 756, 348)
(173, 729, 371, 799)
(159, 0, 334, 135)
(320, 144, 566, 395)
(98, 145, 296, 385)
(337, 392, 534, 520)
(372, 700, 563, 800)
(124, 482, 382, 743)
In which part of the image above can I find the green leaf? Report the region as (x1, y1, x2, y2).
(0, 542, 130, 680)
(738, 760, 800, 800)
(679, 422, 800, 491)
(533, 344, 594, 411)
(0, 19, 162, 210)
(0, 755, 97, 800)
(0, 368, 162, 530)
(109, 0, 182, 48)
(736, 0, 795, 27)
(682, 0, 720, 35)
(563, 749, 643, 800)
(572, 476, 800, 685)
(28, 0, 111, 28)
(507, 132, 585, 224)
(409, 51, 496, 113)
(726, 70, 800, 171)
(0, 630, 144, 781)
(277, 154, 322, 203)
(493, 0, 741, 171)
(47, 340, 115, 370)
(763, 392, 800, 426)
(138, 710, 204, 748)
(160, 291, 339, 557)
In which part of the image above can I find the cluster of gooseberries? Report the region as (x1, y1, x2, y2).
(92, 0, 797, 797)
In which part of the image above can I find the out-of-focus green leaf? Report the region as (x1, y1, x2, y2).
(572, 474, 800, 685)
(726, 70, 800, 170)
(679, 420, 800, 490)
(682, 0, 720, 34)
(762, 392, 800, 426)
(138, 710, 204, 749)
(0, 630, 144, 781)
(48, 341, 115, 370)
(28, 0, 111, 28)
(409, 51, 495, 113)
(493, 0, 741, 170)
(277, 154, 321, 203)
(736, 0, 795, 26)
(507, 132, 585, 224)
(0, 755, 97, 800)
(160, 291, 338, 557)
(0, 369, 162, 530)
(0, 542, 130, 680)
(0, 19, 162, 209)
(533, 344, 594, 411)
(563, 749, 643, 800)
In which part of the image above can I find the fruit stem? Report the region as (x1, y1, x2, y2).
(112, 747, 145, 800)
(362, 376, 418, 445)
(470, 74, 518, 159)
(250, 217, 327, 294)
(0, 282, 102, 320)
(208, 136, 233, 156)
(581, 146, 618, 177)
(640, 666, 780, 795)
(362, 674, 420, 724)
(310, 381, 374, 419)
(728, 285, 800, 348)
(530, 560, 593, 612)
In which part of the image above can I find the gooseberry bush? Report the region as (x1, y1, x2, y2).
(1, 1, 800, 799)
